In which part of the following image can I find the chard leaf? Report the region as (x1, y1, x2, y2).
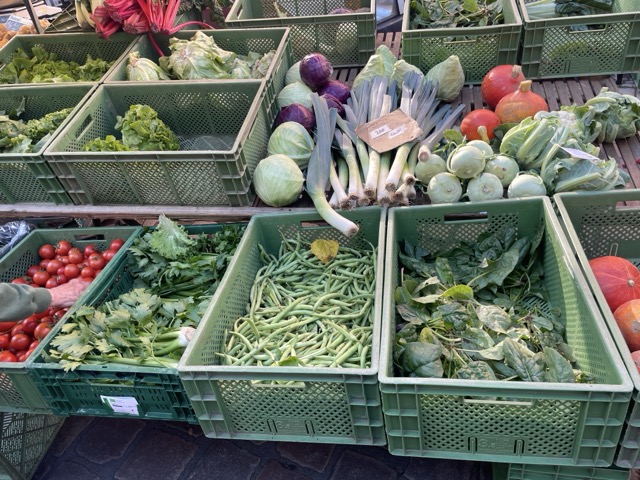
(544, 347, 575, 383)
(456, 360, 496, 380)
(502, 338, 546, 382)
(400, 342, 444, 378)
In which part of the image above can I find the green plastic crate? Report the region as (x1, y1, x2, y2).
(26, 223, 245, 424)
(518, 0, 640, 79)
(492, 463, 631, 480)
(0, 32, 137, 86)
(0, 84, 95, 205)
(178, 207, 386, 444)
(379, 198, 633, 465)
(401, 0, 522, 84)
(104, 28, 293, 126)
(44, 81, 270, 206)
(0, 412, 64, 480)
(225, 0, 375, 67)
(0, 226, 141, 414)
(554, 190, 640, 469)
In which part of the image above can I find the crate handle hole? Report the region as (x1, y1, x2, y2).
(461, 397, 536, 407)
(74, 114, 94, 142)
(73, 233, 107, 242)
(568, 25, 607, 34)
(443, 37, 477, 45)
(443, 212, 488, 223)
(250, 380, 307, 389)
(300, 220, 330, 228)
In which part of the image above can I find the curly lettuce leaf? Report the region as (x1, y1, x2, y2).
(114, 104, 179, 151)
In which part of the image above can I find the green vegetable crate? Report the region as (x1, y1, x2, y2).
(0, 412, 64, 480)
(379, 198, 632, 465)
(492, 462, 630, 480)
(401, 0, 522, 83)
(44, 81, 270, 206)
(0, 226, 141, 414)
(104, 28, 293, 126)
(225, 0, 375, 67)
(554, 190, 640, 469)
(0, 84, 95, 205)
(178, 207, 386, 444)
(0, 32, 137, 87)
(26, 224, 242, 424)
(518, 0, 640, 78)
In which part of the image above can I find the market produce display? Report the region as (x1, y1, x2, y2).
(0, 105, 73, 153)
(392, 223, 589, 382)
(43, 216, 244, 371)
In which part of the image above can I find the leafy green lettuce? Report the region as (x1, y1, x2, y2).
(115, 104, 180, 151)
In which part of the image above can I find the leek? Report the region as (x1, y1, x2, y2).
(376, 152, 392, 206)
(307, 94, 359, 237)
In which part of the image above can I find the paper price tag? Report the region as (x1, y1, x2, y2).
(355, 109, 423, 153)
(100, 395, 140, 416)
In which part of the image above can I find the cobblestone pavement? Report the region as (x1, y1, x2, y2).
(34, 417, 493, 480)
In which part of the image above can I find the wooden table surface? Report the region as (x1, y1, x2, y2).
(0, 32, 638, 224)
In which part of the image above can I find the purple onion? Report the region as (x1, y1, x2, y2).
(274, 103, 316, 132)
(318, 79, 351, 104)
(321, 94, 345, 118)
(299, 53, 333, 91)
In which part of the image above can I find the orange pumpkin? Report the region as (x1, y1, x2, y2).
(613, 299, 640, 352)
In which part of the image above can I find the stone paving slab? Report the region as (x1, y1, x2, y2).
(33, 417, 493, 480)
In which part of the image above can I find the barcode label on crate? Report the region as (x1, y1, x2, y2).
(100, 395, 139, 415)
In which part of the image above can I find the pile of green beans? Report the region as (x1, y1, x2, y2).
(221, 236, 376, 368)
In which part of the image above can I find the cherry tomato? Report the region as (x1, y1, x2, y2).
(26, 265, 42, 277)
(83, 244, 97, 256)
(81, 266, 95, 279)
(39, 259, 50, 269)
(0, 351, 17, 362)
(109, 238, 125, 251)
(34, 323, 52, 341)
(54, 274, 68, 285)
(55, 240, 72, 256)
(64, 264, 80, 279)
(32, 271, 50, 287)
(45, 260, 63, 275)
(0, 334, 10, 349)
(68, 250, 84, 265)
(21, 316, 39, 335)
(10, 334, 31, 352)
(88, 254, 106, 271)
(38, 244, 56, 260)
(102, 249, 117, 263)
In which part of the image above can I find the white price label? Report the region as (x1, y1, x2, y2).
(100, 395, 139, 416)
(371, 125, 391, 139)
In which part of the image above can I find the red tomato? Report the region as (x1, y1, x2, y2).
(51, 309, 67, 323)
(54, 274, 68, 285)
(83, 244, 97, 256)
(39, 315, 53, 325)
(55, 240, 72, 256)
(29, 340, 39, 350)
(88, 254, 106, 271)
(0, 351, 17, 362)
(46, 260, 63, 275)
(45, 278, 58, 289)
(59, 255, 70, 265)
(102, 249, 117, 263)
(109, 238, 125, 251)
(68, 250, 84, 265)
(81, 266, 95, 279)
(81, 277, 94, 284)
(38, 244, 56, 260)
(64, 264, 80, 279)
(26, 265, 42, 277)
(21, 316, 39, 335)
(56, 267, 65, 276)
(77, 262, 88, 270)
(34, 309, 51, 320)
(39, 259, 50, 269)
(34, 323, 52, 341)
(15, 350, 29, 362)
(32, 271, 50, 287)
(0, 334, 10, 349)
(10, 334, 31, 352)
(11, 277, 30, 285)
(11, 323, 26, 336)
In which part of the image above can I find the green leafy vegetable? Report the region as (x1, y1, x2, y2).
(0, 105, 74, 154)
(409, 0, 505, 30)
(82, 135, 131, 152)
(114, 104, 180, 151)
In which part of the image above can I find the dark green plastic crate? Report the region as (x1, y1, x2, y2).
(178, 208, 386, 444)
(225, 0, 375, 67)
(379, 198, 632, 465)
(518, 0, 640, 78)
(104, 28, 293, 126)
(0, 412, 64, 480)
(0, 32, 137, 87)
(26, 223, 244, 424)
(492, 462, 631, 480)
(554, 190, 640, 469)
(0, 84, 95, 205)
(401, 0, 522, 84)
(0, 226, 141, 414)
(44, 82, 269, 206)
